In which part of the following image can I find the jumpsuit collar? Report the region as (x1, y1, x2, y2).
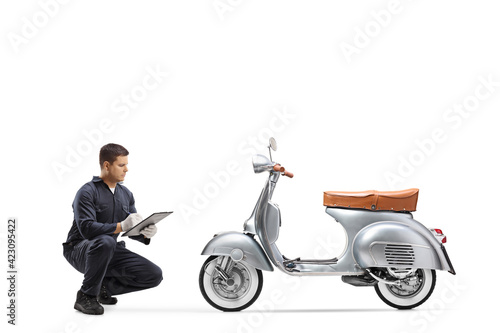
(92, 176, 124, 186)
(92, 176, 103, 183)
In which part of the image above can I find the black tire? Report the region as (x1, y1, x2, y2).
(199, 255, 263, 312)
(375, 268, 436, 310)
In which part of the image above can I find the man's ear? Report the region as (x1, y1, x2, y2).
(103, 161, 110, 171)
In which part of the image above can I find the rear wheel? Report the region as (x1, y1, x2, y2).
(199, 255, 263, 312)
(375, 268, 436, 310)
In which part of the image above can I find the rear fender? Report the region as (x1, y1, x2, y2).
(201, 231, 274, 271)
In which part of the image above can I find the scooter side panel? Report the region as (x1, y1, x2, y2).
(325, 208, 412, 267)
(352, 222, 442, 270)
(326, 208, 451, 272)
(201, 231, 274, 271)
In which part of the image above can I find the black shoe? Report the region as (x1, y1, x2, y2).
(74, 290, 104, 315)
(97, 285, 118, 305)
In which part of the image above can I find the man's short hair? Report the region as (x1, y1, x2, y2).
(99, 143, 129, 168)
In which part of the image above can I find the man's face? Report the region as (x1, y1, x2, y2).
(104, 155, 129, 183)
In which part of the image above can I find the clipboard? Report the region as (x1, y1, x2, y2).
(121, 211, 173, 237)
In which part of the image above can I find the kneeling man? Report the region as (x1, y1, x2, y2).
(63, 143, 162, 315)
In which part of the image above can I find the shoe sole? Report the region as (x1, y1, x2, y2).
(74, 302, 104, 315)
(97, 297, 118, 305)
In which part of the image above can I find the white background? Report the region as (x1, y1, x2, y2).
(1, 1, 499, 332)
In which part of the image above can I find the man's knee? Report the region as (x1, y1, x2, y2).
(89, 235, 116, 256)
(149, 264, 163, 287)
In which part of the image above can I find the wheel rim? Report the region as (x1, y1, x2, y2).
(211, 262, 252, 300)
(376, 268, 436, 309)
(387, 269, 425, 298)
(202, 257, 261, 310)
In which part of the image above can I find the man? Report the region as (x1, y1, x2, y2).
(63, 143, 163, 315)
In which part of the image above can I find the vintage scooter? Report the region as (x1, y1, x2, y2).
(199, 138, 455, 311)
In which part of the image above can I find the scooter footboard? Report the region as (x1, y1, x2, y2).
(201, 231, 274, 271)
(352, 222, 451, 272)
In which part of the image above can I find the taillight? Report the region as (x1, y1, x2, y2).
(430, 228, 447, 243)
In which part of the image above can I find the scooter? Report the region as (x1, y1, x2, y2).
(199, 138, 455, 311)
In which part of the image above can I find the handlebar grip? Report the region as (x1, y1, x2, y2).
(284, 170, 294, 178)
(273, 164, 285, 172)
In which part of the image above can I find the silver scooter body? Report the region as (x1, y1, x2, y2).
(202, 154, 455, 277)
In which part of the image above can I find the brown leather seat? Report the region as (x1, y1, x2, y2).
(323, 188, 419, 212)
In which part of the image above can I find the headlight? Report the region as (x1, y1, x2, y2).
(252, 154, 273, 173)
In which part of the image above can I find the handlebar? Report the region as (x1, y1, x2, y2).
(273, 164, 285, 172)
(273, 164, 294, 178)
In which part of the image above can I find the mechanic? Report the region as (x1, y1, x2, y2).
(63, 143, 163, 315)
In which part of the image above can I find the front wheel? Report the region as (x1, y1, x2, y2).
(375, 268, 436, 310)
(199, 255, 263, 312)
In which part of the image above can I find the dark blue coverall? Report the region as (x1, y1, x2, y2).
(63, 176, 162, 296)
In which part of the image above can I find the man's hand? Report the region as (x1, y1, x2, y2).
(119, 213, 143, 232)
(140, 224, 157, 239)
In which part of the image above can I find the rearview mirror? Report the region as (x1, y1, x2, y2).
(269, 137, 277, 151)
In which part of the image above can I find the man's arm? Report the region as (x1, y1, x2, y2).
(74, 185, 117, 239)
(126, 192, 151, 245)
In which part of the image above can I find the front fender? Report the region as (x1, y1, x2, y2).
(201, 231, 274, 271)
(352, 221, 450, 271)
